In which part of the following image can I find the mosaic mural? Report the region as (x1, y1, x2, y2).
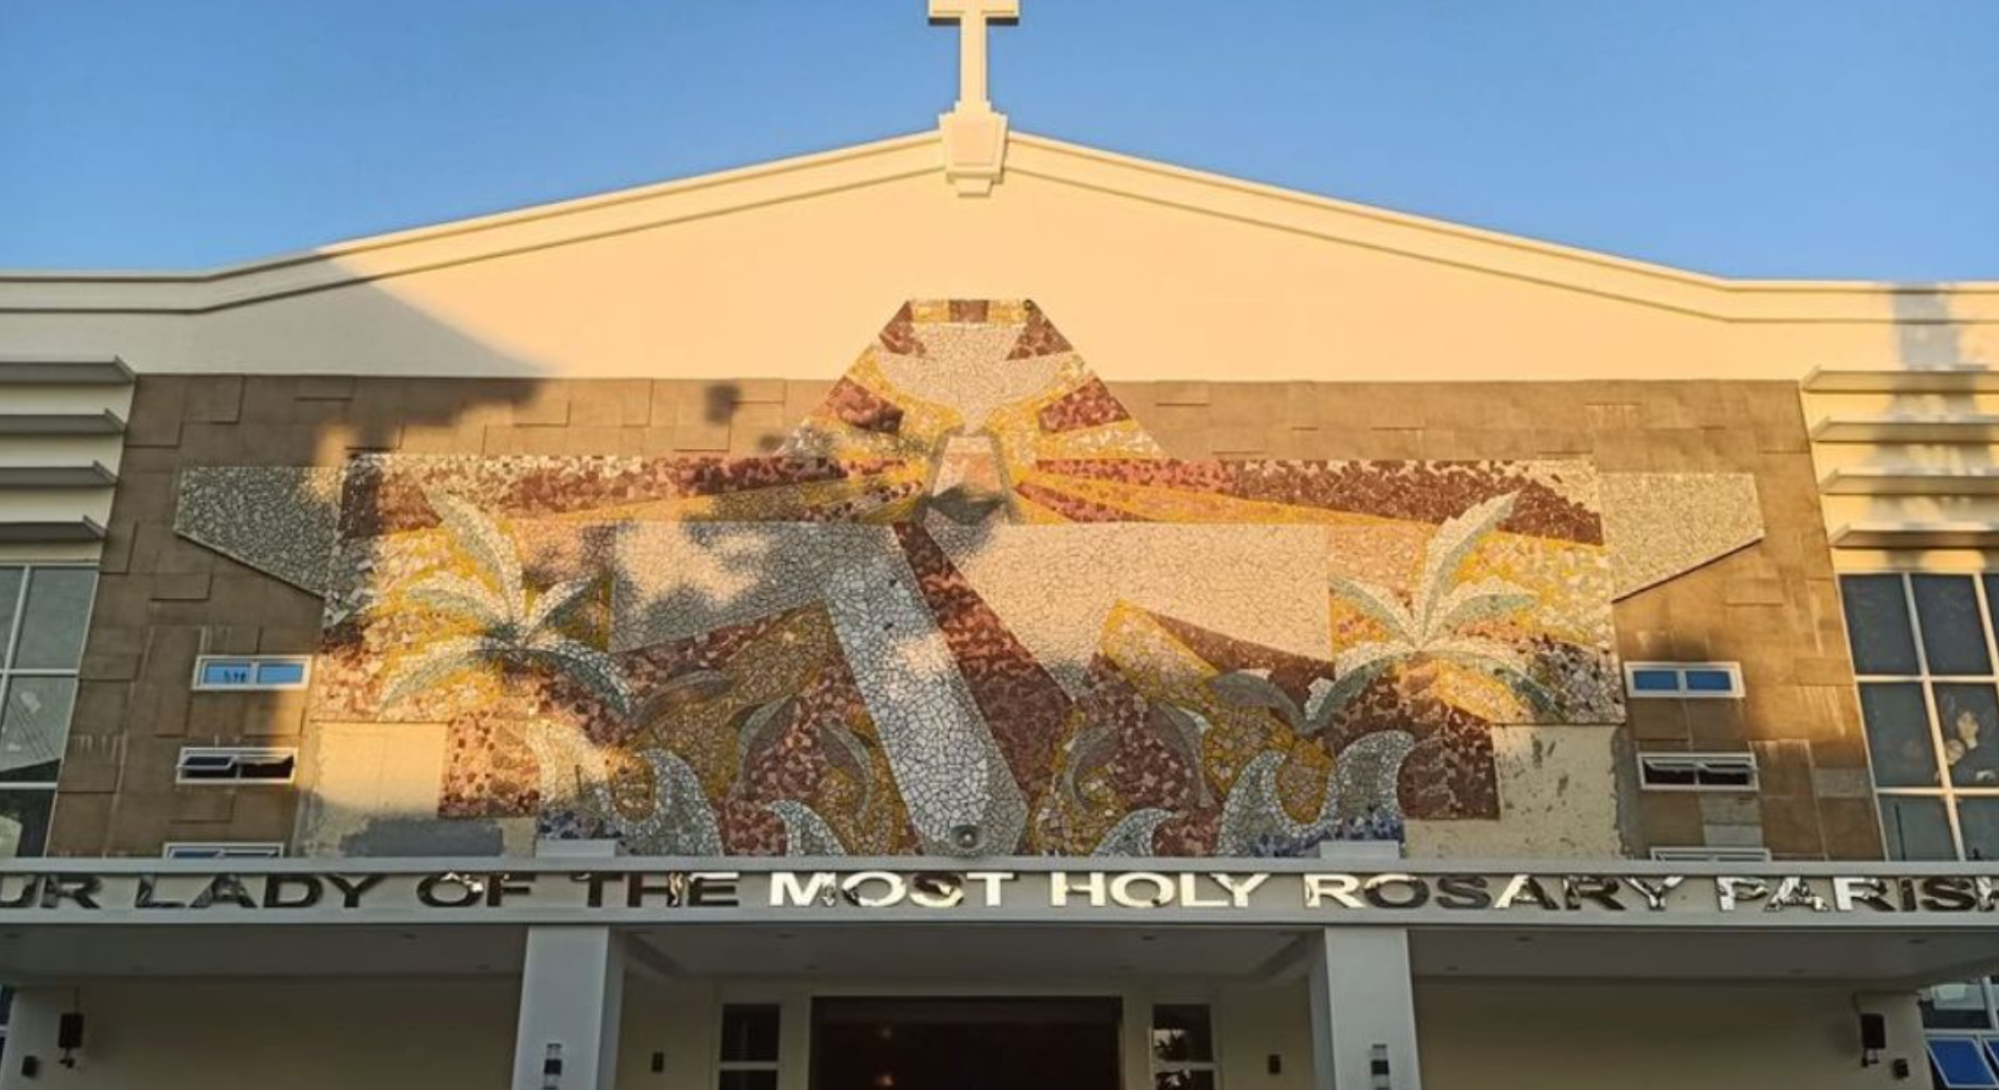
(181, 300, 1638, 858)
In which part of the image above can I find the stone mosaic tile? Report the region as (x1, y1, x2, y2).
(174, 465, 343, 593)
(341, 452, 917, 538)
(247, 299, 1645, 859)
(1601, 471, 1764, 598)
(1037, 378, 1131, 434)
(923, 520, 1332, 693)
(610, 523, 895, 651)
(821, 547, 1027, 855)
(1029, 459, 1604, 544)
(894, 524, 1072, 807)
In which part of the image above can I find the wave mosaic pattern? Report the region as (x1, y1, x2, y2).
(189, 301, 1628, 857)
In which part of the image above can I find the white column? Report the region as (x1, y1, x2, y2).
(513, 839, 625, 1089)
(1307, 928, 1422, 1089)
(512, 927, 627, 1089)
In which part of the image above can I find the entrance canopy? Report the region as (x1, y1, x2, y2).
(2, 856, 1996, 989)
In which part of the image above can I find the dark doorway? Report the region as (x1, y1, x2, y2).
(810, 996, 1122, 1089)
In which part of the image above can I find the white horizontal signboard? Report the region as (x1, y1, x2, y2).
(2, 860, 1997, 928)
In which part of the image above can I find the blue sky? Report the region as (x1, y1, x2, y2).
(3, 1, 1996, 279)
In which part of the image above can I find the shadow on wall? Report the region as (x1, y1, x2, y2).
(52, 273, 779, 857)
(1852, 286, 1996, 557)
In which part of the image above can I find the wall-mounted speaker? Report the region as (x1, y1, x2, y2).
(1860, 1012, 1887, 1051)
(56, 1012, 83, 1052)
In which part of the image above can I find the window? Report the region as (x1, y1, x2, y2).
(162, 842, 285, 859)
(1150, 1003, 1217, 1089)
(175, 747, 296, 785)
(1840, 574, 1999, 861)
(0, 565, 96, 857)
(1647, 846, 1774, 863)
(1925, 980, 1999, 1031)
(1623, 662, 1744, 698)
(192, 655, 311, 691)
(1840, 575, 1999, 1061)
(1930, 1036, 1999, 1089)
(1637, 752, 1759, 791)
(716, 1003, 779, 1089)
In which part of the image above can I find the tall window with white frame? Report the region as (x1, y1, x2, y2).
(1841, 573, 1999, 860)
(1841, 573, 1999, 1085)
(0, 565, 97, 857)
(1150, 1003, 1218, 1089)
(715, 1003, 780, 1089)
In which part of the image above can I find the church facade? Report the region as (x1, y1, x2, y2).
(0, 6, 1997, 1088)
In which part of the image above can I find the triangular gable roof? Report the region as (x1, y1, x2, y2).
(6, 130, 1993, 319)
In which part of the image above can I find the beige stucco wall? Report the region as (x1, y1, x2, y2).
(0, 135, 1993, 388)
(1223, 979, 1929, 1090)
(0, 972, 1931, 1089)
(0, 977, 520, 1089)
(1417, 981, 1928, 1090)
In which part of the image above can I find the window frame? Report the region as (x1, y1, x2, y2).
(190, 655, 313, 692)
(713, 1001, 781, 1088)
(1928, 1034, 1999, 1089)
(1148, 1000, 1221, 1089)
(1636, 752, 1760, 792)
(174, 746, 298, 786)
(1841, 572, 1999, 861)
(161, 842, 287, 859)
(1647, 846, 1774, 863)
(0, 564, 98, 857)
(1622, 661, 1745, 699)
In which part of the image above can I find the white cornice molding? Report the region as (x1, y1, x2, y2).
(0, 132, 946, 314)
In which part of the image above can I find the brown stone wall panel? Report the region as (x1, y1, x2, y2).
(1135, 403, 1210, 457)
(57, 736, 124, 794)
(296, 376, 357, 402)
(185, 375, 245, 423)
(617, 427, 681, 457)
(131, 679, 191, 739)
(80, 626, 146, 682)
(1625, 700, 1689, 743)
(103, 793, 176, 854)
(44, 793, 112, 857)
(219, 789, 299, 841)
(186, 693, 248, 738)
(398, 423, 489, 454)
(123, 377, 188, 448)
(110, 472, 177, 526)
(1636, 792, 1705, 847)
(1750, 740, 1816, 798)
(170, 788, 235, 824)
(69, 681, 133, 738)
(1685, 703, 1749, 750)
(728, 403, 790, 456)
(1758, 796, 1826, 859)
(673, 382, 733, 451)
(97, 523, 137, 576)
(1817, 797, 1886, 860)
(130, 524, 216, 576)
(568, 379, 654, 426)
(1153, 381, 1211, 407)
(258, 626, 325, 655)
(236, 691, 309, 739)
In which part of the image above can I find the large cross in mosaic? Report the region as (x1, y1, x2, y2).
(174, 300, 1770, 859)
